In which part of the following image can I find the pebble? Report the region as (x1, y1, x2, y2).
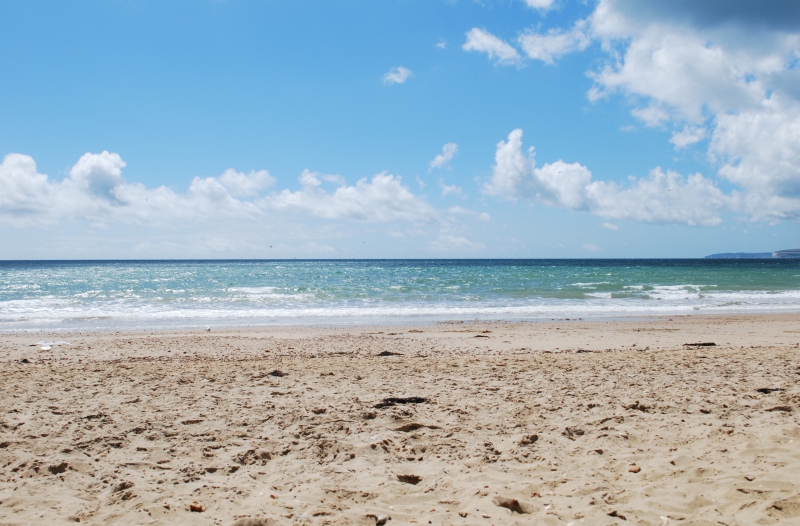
(366, 513, 390, 525)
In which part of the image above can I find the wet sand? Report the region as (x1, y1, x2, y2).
(1, 314, 799, 525)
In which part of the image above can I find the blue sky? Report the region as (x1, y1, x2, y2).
(2, 0, 799, 258)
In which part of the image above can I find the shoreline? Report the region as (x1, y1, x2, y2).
(2, 313, 800, 364)
(1, 313, 798, 525)
(3, 309, 800, 335)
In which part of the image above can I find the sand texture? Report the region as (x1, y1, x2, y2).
(0, 315, 799, 525)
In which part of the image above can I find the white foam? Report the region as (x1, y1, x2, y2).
(4, 288, 800, 330)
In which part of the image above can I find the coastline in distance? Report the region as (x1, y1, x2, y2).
(705, 248, 800, 259)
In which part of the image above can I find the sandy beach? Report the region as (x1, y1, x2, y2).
(1, 314, 799, 525)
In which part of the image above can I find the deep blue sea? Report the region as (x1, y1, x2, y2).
(1, 259, 799, 331)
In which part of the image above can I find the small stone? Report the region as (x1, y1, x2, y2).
(189, 501, 204, 512)
(397, 474, 422, 485)
(366, 513, 391, 525)
(563, 427, 585, 440)
(766, 406, 793, 412)
(745, 475, 755, 481)
(48, 462, 69, 475)
(493, 496, 531, 514)
(628, 466, 641, 473)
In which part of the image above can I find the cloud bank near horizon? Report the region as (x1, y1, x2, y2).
(0, 152, 437, 228)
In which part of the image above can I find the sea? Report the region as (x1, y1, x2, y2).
(1, 259, 799, 331)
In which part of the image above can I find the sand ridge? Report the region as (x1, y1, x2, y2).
(0, 315, 799, 525)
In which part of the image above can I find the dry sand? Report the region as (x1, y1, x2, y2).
(0, 314, 799, 525)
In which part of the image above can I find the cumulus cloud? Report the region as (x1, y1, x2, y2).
(439, 181, 464, 198)
(217, 168, 275, 197)
(587, 20, 782, 122)
(69, 151, 126, 199)
(710, 94, 800, 220)
(587, 0, 800, 218)
(483, 129, 731, 226)
(429, 142, 458, 170)
(0, 153, 269, 227)
(522, 0, 556, 10)
(483, 129, 593, 209)
(0, 153, 435, 227)
(262, 170, 436, 223)
(670, 126, 707, 150)
(463, 28, 522, 65)
(628, 104, 670, 127)
(586, 168, 732, 226)
(383, 66, 413, 85)
(519, 21, 590, 64)
(472, 0, 800, 222)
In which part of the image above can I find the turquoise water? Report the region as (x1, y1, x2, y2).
(1, 259, 799, 330)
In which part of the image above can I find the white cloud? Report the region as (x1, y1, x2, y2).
(0, 153, 436, 227)
(585, 168, 731, 226)
(436, 40, 447, 49)
(582, 243, 601, 252)
(483, 129, 732, 226)
(463, 28, 522, 66)
(428, 234, 485, 252)
(447, 206, 492, 222)
(522, 0, 556, 10)
(69, 151, 126, 198)
(585, 0, 800, 219)
(318, 173, 346, 186)
(0, 152, 268, 227)
(483, 129, 592, 209)
(439, 182, 464, 198)
(383, 66, 413, 85)
(588, 24, 772, 122)
(217, 168, 275, 197)
(601, 222, 619, 230)
(710, 94, 800, 220)
(473, 0, 800, 223)
(670, 126, 707, 149)
(429, 142, 458, 170)
(629, 104, 670, 127)
(519, 21, 590, 64)
(262, 169, 437, 223)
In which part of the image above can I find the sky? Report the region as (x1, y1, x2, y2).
(1, 0, 800, 259)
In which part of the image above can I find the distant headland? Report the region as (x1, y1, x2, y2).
(705, 248, 800, 259)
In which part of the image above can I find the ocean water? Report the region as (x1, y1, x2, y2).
(1, 259, 799, 331)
